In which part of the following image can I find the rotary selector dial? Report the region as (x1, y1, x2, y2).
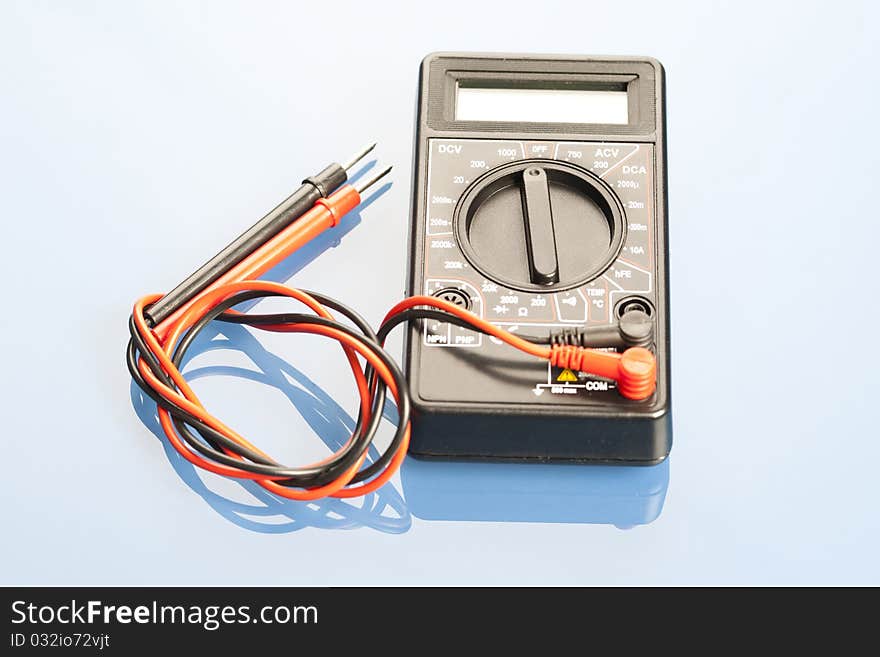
(453, 159, 626, 293)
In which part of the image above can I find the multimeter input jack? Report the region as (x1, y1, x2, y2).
(432, 287, 471, 311)
(615, 296, 655, 319)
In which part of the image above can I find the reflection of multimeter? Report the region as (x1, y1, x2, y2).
(405, 53, 671, 464)
(402, 457, 670, 528)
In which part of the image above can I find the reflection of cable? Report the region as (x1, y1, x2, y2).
(131, 388, 411, 534)
(128, 323, 410, 534)
(128, 282, 408, 501)
(127, 146, 658, 503)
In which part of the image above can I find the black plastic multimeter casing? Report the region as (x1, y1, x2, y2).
(404, 53, 671, 464)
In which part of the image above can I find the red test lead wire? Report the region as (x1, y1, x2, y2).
(131, 160, 657, 503)
(382, 296, 656, 400)
(133, 282, 406, 500)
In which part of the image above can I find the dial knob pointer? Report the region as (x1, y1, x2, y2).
(520, 167, 560, 285)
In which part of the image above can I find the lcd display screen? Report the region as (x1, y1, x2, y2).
(455, 84, 629, 124)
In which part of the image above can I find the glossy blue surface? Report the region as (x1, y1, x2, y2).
(1, 1, 877, 585)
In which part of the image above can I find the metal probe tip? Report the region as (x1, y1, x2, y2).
(342, 142, 377, 171)
(355, 165, 392, 194)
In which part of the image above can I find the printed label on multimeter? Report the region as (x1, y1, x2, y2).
(422, 138, 655, 350)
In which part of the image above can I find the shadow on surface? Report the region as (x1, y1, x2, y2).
(129, 322, 410, 534)
(129, 165, 668, 533)
(129, 174, 410, 533)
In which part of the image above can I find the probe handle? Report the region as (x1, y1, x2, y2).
(145, 164, 347, 326)
(152, 185, 362, 339)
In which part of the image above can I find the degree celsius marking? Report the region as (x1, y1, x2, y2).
(537, 141, 655, 287)
(424, 140, 654, 318)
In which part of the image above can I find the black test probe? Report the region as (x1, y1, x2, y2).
(144, 143, 376, 326)
(127, 146, 657, 501)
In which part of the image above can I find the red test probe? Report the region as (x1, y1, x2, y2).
(127, 147, 656, 501)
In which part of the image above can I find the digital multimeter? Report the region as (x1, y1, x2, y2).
(405, 53, 671, 464)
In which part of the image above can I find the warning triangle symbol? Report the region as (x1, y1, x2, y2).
(556, 368, 578, 382)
